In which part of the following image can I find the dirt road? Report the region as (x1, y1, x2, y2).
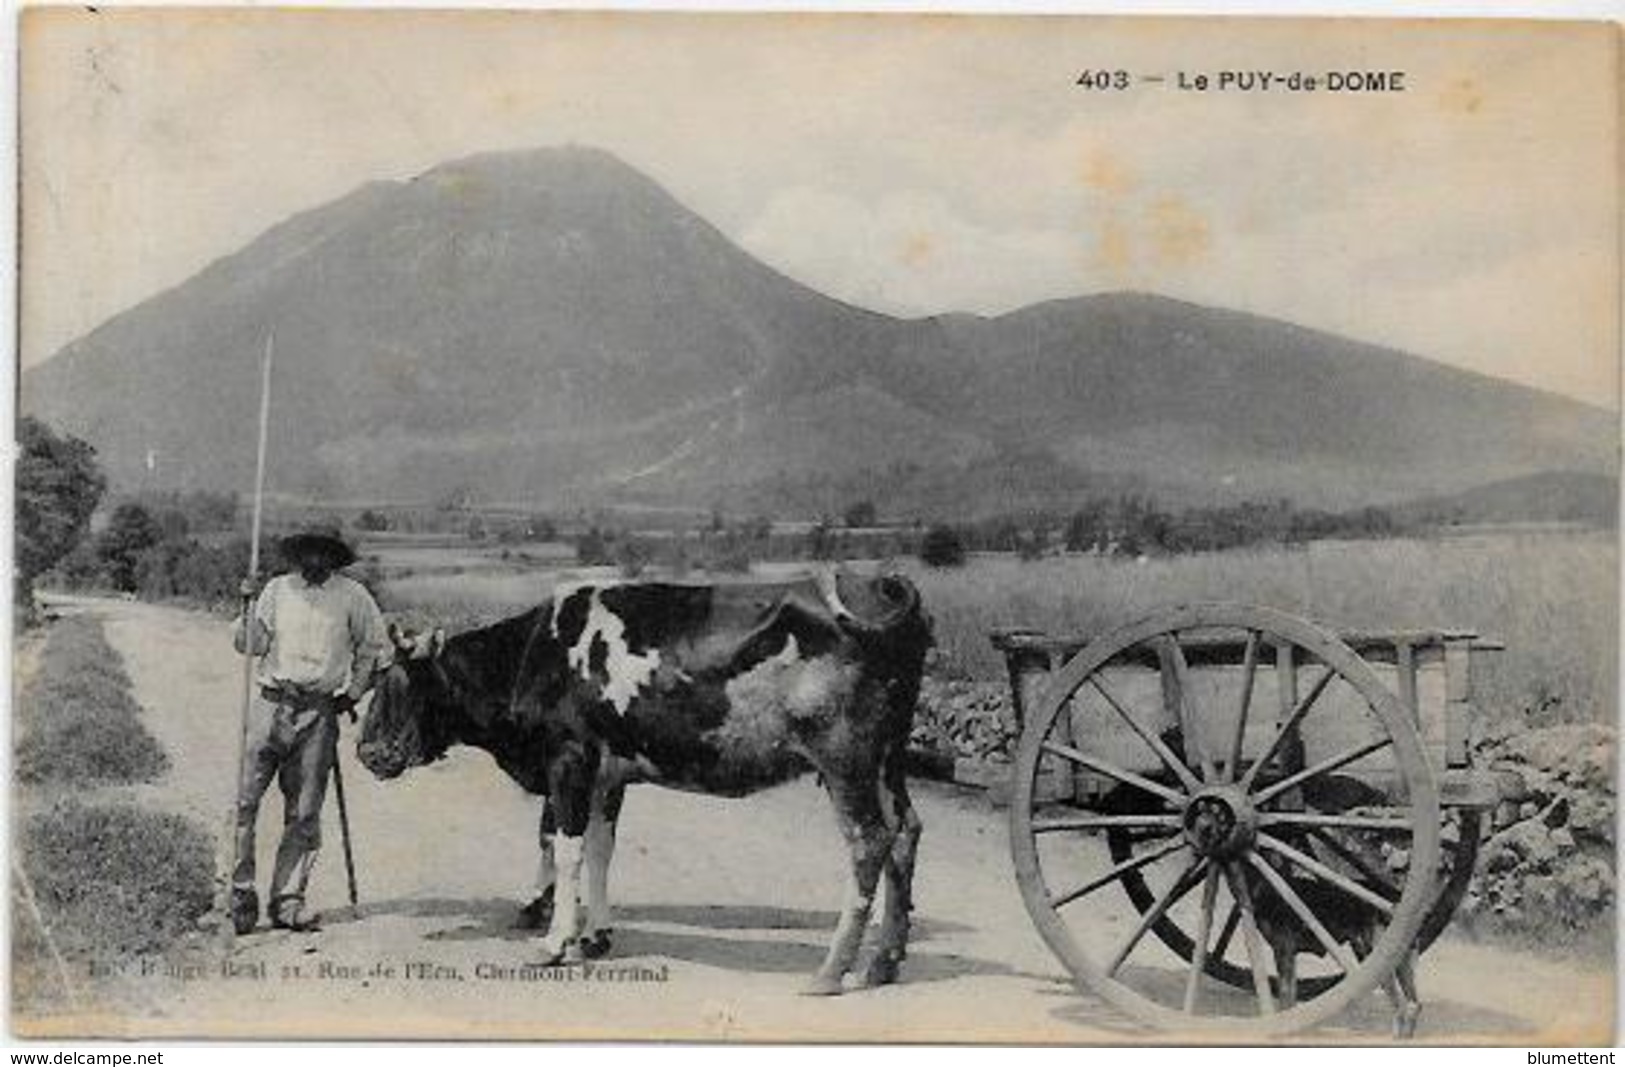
(39, 597, 1613, 1042)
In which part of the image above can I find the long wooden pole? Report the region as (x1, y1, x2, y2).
(237, 333, 275, 763)
(215, 333, 275, 942)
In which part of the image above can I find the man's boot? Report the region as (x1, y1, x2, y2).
(231, 887, 259, 935)
(270, 895, 320, 932)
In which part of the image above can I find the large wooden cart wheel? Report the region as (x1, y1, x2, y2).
(1010, 603, 1441, 1036)
(1103, 805, 1478, 1000)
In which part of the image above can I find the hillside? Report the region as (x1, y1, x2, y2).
(22, 146, 1616, 515)
(1394, 470, 1619, 528)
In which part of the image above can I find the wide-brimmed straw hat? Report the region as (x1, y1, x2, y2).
(277, 523, 357, 568)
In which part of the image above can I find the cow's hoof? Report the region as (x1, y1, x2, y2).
(537, 939, 584, 967)
(516, 887, 555, 931)
(861, 954, 901, 988)
(581, 929, 613, 960)
(1394, 1004, 1421, 1040)
(799, 974, 845, 997)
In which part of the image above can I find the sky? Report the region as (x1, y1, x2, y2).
(19, 9, 1621, 407)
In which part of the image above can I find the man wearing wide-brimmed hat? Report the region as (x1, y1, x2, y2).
(230, 523, 389, 933)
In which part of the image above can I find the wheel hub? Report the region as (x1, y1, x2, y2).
(1183, 786, 1257, 859)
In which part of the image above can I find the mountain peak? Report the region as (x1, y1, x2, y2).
(418, 143, 641, 184)
(21, 146, 1612, 510)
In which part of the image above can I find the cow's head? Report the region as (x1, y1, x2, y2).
(356, 623, 452, 780)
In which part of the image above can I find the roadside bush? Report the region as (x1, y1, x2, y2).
(97, 503, 165, 592)
(15, 617, 169, 787)
(42, 540, 114, 593)
(132, 537, 251, 608)
(20, 799, 213, 958)
(16, 417, 106, 622)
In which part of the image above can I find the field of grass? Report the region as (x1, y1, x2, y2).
(909, 532, 1617, 730)
(374, 530, 1616, 731)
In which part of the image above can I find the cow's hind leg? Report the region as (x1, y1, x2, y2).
(581, 777, 626, 959)
(517, 800, 556, 931)
(537, 742, 597, 965)
(1275, 942, 1298, 1010)
(805, 773, 894, 997)
(863, 752, 921, 988)
(1391, 944, 1422, 1039)
(1352, 924, 1420, 1039)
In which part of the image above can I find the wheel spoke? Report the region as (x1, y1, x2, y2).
(1105, 856, 1208, 977)
(1051, 836, 1189, 909)
(1239, 666, 1336, 792)
(1183, 864, 1222, 1014)
(1087, 675, 1202, 793)
(1032, 813, 1183, 834)
(1305, 828, 1402, 903)
(1256, 831, 1396, 915)
(1158, 635, 1217, 781)
(1253, 737, 1393, 807)
(1246, 853, 1359, 972)
(1221, 862, 1276, 1015)
(1224, 630, 1260, 782)
(1259, 810, 1414, 834)
(1040, 739, 1187, 807)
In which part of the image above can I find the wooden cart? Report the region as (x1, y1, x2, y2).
(990, 602, 1507, 1036)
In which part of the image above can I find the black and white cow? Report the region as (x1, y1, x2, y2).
(356, 571, 932, 995)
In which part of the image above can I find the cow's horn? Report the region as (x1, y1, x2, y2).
(815, 569, 855, 626)
(818, 569, 920, 637)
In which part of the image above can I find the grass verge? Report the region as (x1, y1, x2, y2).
(15, 615, 169, 785)
(12, 611, 214, 1016)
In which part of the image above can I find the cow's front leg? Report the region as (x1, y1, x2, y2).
(581, 777, 625, 959)
(806, 775, 893, 996)
(537, 742, 596, 965)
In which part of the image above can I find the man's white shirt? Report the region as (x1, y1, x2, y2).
(239, 573, 390, 699)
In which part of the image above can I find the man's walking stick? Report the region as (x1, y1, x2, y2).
(213, 333, 275, 943)
(330, 748, 360, 910)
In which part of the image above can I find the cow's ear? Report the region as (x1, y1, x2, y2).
(429, 629, 447, 659)
(388, 622, 410, 650)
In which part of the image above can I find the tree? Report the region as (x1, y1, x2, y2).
(842, 500, 878, 528)
(1065, 498, 1111, 553)
(16, 417, 106, 614)
(434, 485, 475, 512)
(1016, 526, 1047, 561)
(98, 503, 165, 592)
(527, 514, 558, 542)
(806, 520, 836, 561)
(919, 524, 967, 568)
(355, 509, 392, 532)
(576, 527, 613, 566)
